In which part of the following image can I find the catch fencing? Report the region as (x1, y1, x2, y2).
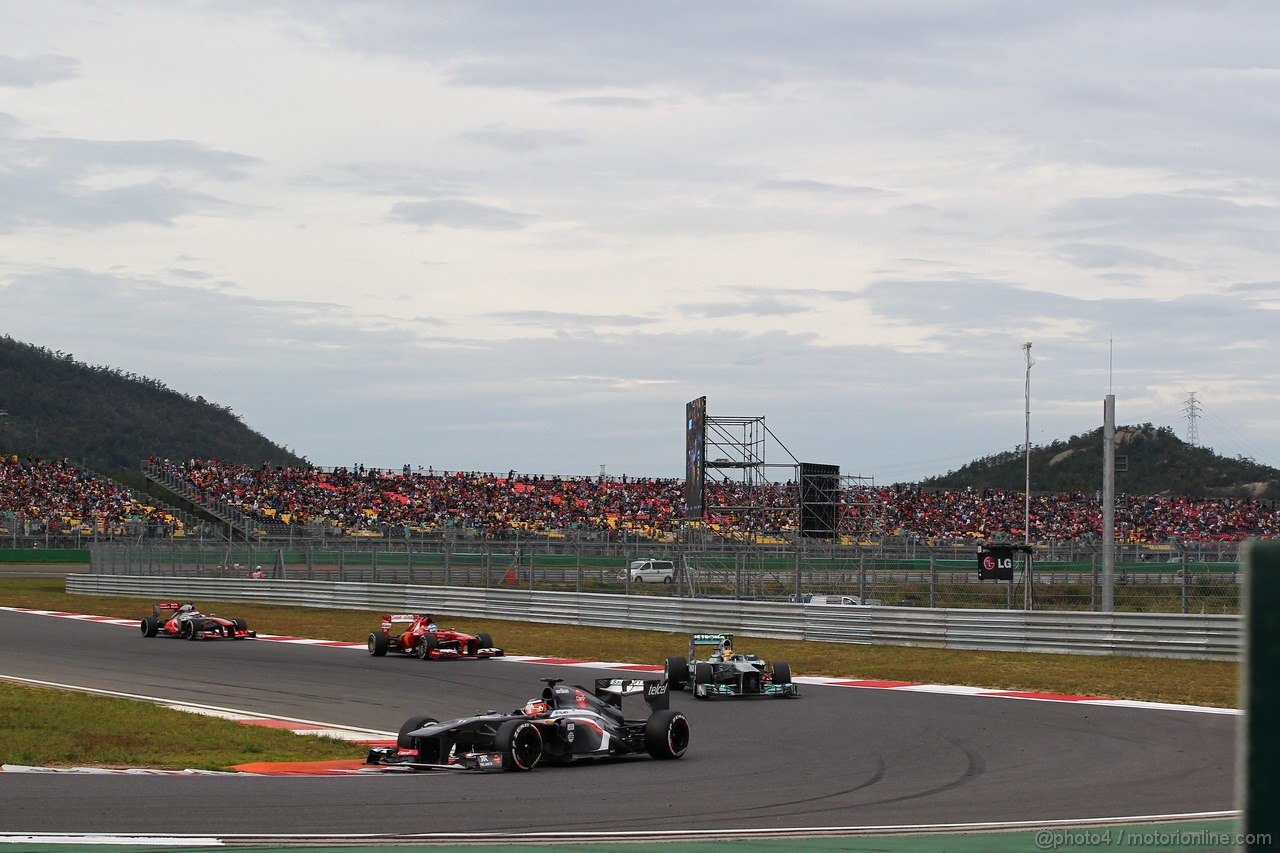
(66, 574, 1240, 661)
(87, 540, 1243, 615)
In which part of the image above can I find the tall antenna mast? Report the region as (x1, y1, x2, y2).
(1183, 392, 1201, 446)
(1108, 336, 1113, 394)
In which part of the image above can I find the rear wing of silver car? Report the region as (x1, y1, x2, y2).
(688, 632, 733, 659)
(593, 678, 670, 713)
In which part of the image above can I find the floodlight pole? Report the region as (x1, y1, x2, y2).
(1023, 342, 1034, 610)
(1103, 394, 1116, 612)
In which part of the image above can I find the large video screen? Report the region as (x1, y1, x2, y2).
(799, 462, 840, 538)
(684, 396, 706, 520)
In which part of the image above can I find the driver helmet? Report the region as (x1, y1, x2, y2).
(178, 603, 195, 614)
(523, 699, 548, 717)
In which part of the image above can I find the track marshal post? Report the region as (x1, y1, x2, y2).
(1239, 539, 1279, 848)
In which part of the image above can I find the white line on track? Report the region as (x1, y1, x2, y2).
(0, 811, 1243, 846)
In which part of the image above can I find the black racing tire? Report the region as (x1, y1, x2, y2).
(233, 618, 248, 632)
(465, 638, 479, 656)
(772, 661, 792, 685)
(494, 719, 543, 771)
(664, 655, 687, 690)
(140, 615, 158, 637)
(476, 632, 494, 651)
(179, 620, 195, 640)
(693, 662, 714, 700)
(396, 714, 439, 751)
(414, 632, 439, 660)
(368, 631, 389, 656)
(644, 709, 690, 759)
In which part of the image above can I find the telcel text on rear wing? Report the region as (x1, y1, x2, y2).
(593, 678, 670, 713)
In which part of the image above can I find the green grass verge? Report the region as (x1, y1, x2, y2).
(0, 681, 367, 770)
(2, 578, 1239, 708)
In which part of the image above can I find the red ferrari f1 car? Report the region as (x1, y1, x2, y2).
(140, 602, 256, 640)
(367, 613, 502, 660)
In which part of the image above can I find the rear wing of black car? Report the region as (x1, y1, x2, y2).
(593, 678, 670, 713)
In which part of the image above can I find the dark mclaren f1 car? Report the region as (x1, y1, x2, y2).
(366, 677, 690, 772)
(140, 602, 256, 640)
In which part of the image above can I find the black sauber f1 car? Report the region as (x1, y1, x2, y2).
(366, 678, 690, 772)
(664, 632, 798, 699)
(139, 602, 256, 640)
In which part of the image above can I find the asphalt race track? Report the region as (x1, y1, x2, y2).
(0, 608, 1237, 838)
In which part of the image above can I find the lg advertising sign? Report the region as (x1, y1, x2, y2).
(978, 546, 1016, 581)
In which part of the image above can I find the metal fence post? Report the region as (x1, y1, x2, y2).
(1091, 554, 1098, 612)
(859, 553, 866, 603)
(794, 549, 802, 603)
(929, 555, 937, 608)
(1182, 562, 1190, 614)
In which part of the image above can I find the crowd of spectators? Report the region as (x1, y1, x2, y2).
(0, 455, 181, 537)
(6, 453, 1275, 545)
(155, 458, 685, 538)
(853, 484, 1277, 543)
(145, 458, 1279, 545)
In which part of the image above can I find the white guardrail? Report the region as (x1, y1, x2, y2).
(65, 574, 1240, 660)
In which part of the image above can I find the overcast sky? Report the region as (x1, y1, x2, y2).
(2, 1, 1278, 483)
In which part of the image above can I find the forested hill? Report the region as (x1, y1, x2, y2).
(3, 333, 1277, 500)
(921, 424, 1280, 500)
(0, 335, 307, 478)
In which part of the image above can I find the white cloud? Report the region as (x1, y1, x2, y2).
(0, 54, 79, 87)
(388, 198, 535, 231)
(0, 0, 1278, 481)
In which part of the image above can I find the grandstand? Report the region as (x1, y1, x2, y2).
(2, 454, 1275, 551)
(139, 457, 1277, 547)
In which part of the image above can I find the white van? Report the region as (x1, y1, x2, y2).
(806, 594, 882, 606)
(619, 559, 677, 584)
